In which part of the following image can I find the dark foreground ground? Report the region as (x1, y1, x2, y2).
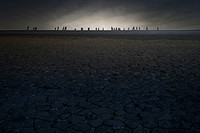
(0, 34, 200, 133)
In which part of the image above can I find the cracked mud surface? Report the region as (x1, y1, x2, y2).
(0, 34, 200, 133)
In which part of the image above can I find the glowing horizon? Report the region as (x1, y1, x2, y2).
(1, 0, 200, 30)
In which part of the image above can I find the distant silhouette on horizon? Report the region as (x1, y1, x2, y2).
(32, 27, 37, 31)
(30, 25, 160, 31)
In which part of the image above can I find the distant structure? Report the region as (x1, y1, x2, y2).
(27, 26, 29, 30)
(49, 25, 157, 32)
(33, 27, 37, 31)
(111, 27, 113, 31)
(62, 27, 66, 30)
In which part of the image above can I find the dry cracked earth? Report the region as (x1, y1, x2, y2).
(0, 34, 200, 133)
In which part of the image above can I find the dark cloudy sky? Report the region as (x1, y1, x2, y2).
(1, 0, 200, 30)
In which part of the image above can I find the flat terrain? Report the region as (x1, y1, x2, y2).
(0, 34, 200, 133)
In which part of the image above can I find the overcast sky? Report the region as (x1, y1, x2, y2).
(1, 0, 200, 30)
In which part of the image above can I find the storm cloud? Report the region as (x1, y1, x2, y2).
(1, 0, 200, 30)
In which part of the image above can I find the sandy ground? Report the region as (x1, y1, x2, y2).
(0, 34, 200, 133)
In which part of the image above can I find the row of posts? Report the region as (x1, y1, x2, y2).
(27, 26, 160, 31)
(53, 27, 159, 31)
(26, 26, 38, 30)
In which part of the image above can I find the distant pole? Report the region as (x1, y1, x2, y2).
(33, 27, 37, 31)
